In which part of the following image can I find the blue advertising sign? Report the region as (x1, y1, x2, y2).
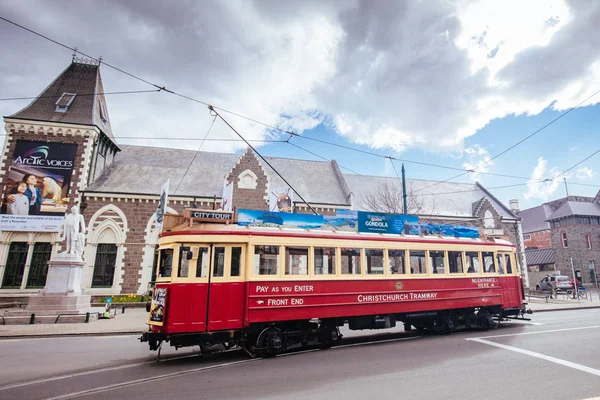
(357, 211, 419, 234)
(237, 209, 324, 229)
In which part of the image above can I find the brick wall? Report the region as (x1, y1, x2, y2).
(551, 224, 600, 283)
(226, 150, 269, 211)
(524, 230, 552, 249)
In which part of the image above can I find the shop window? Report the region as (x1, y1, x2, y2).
(561, 232, 568, 248)
(429, 251, 445, 274)
(365, 249, 384, 275)
(255, 246, 279, 275)
(388, 250, 406, 275)
(92, 244, 118, 287)
(231, 247, 242, 277)
(448, 251, 463, 274)
(482, 252, 495, 273)
(26, 243, 52, 288)
(2, 242, 28, 288)
(341, 248, 361, 275)
(409, 250, 427, 274)
(285, 247, 308, 275)
(314, 247, 336, 275)
(466, 252, 480, 273)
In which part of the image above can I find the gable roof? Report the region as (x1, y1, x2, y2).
(518, 204, 553, 233)
(7, 60, 117, 146)
(525, 248, 555, 266)
(85, 145, 349, 204)
(342, 174, 515, 218)
(547, 201, 600, 221)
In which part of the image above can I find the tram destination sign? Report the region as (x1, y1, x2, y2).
(184, 209, 233, 223)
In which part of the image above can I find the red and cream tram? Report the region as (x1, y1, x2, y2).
(141, 211, 528, 357)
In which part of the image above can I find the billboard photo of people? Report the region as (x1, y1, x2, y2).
(0, 140, 78, 232)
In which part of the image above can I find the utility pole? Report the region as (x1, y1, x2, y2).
(401, 163, 408, 215)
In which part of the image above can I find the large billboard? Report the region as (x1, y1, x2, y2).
(0, 140, 78, 232)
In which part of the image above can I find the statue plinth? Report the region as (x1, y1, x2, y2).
(25, 252, 92, 313)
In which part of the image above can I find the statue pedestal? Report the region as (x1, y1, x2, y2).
(25, 253, 93, 313)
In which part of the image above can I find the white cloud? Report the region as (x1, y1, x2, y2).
(524, 157, 562, 199)
(1, 0, 600, 156)
(461, 145, 493, 182)
(576, 167, 595, 180)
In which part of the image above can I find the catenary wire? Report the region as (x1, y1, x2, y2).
(0, 89, 160, 101)
(209, 105, 319, 215)
(2, 15, 598, 191)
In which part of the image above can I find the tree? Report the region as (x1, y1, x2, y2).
(361, 181, 427, 215)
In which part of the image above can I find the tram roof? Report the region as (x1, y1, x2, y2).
(161, 223, 515, 248)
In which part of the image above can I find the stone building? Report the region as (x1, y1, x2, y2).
(519, 195, 600, 286)
(0, 59, 529, 302)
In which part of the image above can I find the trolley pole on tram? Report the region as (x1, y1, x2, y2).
(401, 163, 408, 215)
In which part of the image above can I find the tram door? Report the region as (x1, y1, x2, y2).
(205, 244, 245, 331)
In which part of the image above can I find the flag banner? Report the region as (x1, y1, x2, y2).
(154, 179, 169, 229)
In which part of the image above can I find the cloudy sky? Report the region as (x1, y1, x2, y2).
(1, 0, 599, 209)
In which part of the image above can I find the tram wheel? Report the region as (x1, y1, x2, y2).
(256, 327, 284, 358)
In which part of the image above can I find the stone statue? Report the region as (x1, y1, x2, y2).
(58, 206, 86, 257)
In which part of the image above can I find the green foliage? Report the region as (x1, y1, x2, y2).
(99, 294, 150, 303)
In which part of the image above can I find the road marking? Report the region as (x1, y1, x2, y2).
(468, 338, 600, 377)
(333, 335, 421, 349)
(472, 324, 600, 340)
(0, 352, 201, 391)
(42, 359, 260, 400)
(503, 320, 543, 326)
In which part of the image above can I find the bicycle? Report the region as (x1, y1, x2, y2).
(567, 287, 587, 300)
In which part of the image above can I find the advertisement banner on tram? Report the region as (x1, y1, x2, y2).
(357, 211, 418, 234)
(148, 287, 167, 326)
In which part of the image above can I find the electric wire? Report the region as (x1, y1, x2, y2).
(0, 89, 160, 101)
(209, 105, 319, 215)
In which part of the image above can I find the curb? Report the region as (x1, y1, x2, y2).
(0, 331, 143, 340)
(531, 305, 600, 313)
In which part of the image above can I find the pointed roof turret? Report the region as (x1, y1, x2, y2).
(7, 58, 118, 148)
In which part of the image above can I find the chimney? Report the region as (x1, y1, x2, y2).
(509, 199, 520, 213)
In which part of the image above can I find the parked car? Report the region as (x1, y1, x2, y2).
(535, 275, 573, 291)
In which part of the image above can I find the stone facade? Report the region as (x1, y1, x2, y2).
(551, 224, 600, 284)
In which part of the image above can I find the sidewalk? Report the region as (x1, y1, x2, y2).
(0, 308, 148, 338)
(2, 299, 600, 338)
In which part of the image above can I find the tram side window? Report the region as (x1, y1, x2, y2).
(231, 247, 242, 277)
(429, 251, 445, 274)
(505, 254, 513, 274)
(465, 252, 480, 273)
(178, 247, 191, 278)
(482, 252, 495, 273)
(388, 250, 406, 275)
(341, 248, 361, 275)
(255, 246, 280, 275)
(365, 249, 384, 275)
(158, 249, 173, 278)
(314, 247, 336, 275)
(213, 247, 226, 277)
(496, 254, 505, 274)
(195, 247, 209, 278)
(285, 247, 308, 275)
(409, 250, 426, 274)
(448, 251, 463, 274)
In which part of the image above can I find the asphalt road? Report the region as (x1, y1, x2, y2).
(1, 309, 600, 400)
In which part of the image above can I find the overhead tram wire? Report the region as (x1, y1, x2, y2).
(0, 89, 160, 101)
(174, 113, 219, 193)
(208, 105, 319, 216)
(415, 87, 600, 194)
(0, 16, 538, 182)
(5, 16, 597, 189)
